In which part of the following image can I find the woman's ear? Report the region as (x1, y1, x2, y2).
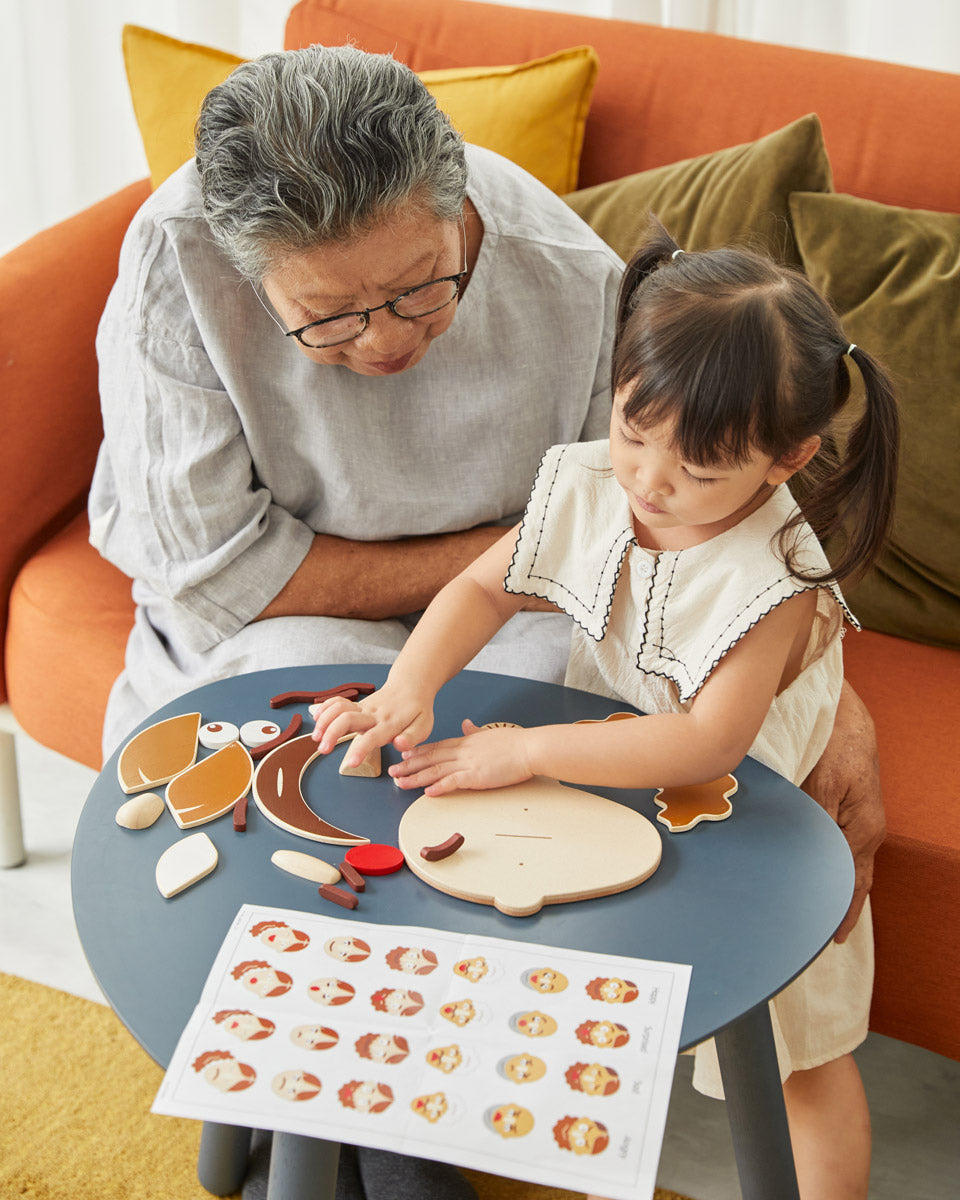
(766, 435, 821, 486)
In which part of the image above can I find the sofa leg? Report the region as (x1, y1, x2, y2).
(0, 709, 26, 868)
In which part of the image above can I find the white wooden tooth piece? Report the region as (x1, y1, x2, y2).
(271, 849, 341, 885)
(155, 832, 218, 898)
(338, 743, 382, 777)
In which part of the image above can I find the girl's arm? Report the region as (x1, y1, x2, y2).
(392, 588, 818, 794)
(311, 526, 527, 766)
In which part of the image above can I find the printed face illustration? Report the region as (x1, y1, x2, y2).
(453, 956, 489, 983)
(232, 961, 293, 998)
(250, 920, 310, 953)
(411, 1092, 449, 1123)
(272, 1069, 322, 1101)
(554, 1115, 610, 1156)
(371, 988, 424, 1017)
(511, 1010, 558, 1038)
(425, 1044, 463, 1073)
(193, 1051, 256, 1092)
(338, 1080, 394, 1113)
(575, 1019, 630, 1048)
(487, 1103, 535, 1139)
(566, 1062, 620, 1096)
(289, 1024, 339, 1050)
(386, 946, 439, 975)
(439, 998, 476, 1027)
(308, 977, 355, 1006)
(355, 1033, 410, 1064)
(522, 967, 568, 994)
(213, 1010, 275, 1041)
(586, 976, 639, 1003)
(324, 936, 371, 962)
(499, 1053, 547, 1083)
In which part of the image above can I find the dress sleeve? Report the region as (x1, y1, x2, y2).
(90, 235, 313, 654)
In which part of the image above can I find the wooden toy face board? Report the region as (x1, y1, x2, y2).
(397, 776, 662, 916)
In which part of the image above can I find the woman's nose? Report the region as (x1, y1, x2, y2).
(356, 307, 416, 354)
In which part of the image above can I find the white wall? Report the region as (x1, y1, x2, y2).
(1, 0, 957, 255)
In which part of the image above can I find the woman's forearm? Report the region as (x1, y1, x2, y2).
(254, 526, 507, 622)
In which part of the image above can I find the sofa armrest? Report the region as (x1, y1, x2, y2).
(0, 178, 150, 696)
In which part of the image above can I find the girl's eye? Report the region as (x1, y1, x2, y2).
(683, 467, 716, 486)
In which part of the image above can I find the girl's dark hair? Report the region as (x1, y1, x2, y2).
(612, 217, 900, 584)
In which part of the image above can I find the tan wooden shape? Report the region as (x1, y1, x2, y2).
(165, 742, 254, 829)
(398, 775, 661, 916)
(117, 712, 200, 794)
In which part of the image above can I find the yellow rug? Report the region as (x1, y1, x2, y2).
(0, 973, 693, 1200)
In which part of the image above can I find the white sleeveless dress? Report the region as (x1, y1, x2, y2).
(505, 440, 873, 1096)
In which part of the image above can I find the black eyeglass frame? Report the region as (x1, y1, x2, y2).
(284, 269, 468, 349)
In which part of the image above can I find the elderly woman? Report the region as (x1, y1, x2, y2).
(89, 44, 621, 758)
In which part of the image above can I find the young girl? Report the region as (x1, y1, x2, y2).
(312, 220, 899, 1200)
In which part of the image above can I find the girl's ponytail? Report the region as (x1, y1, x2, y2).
(798, 344, 900, 583)
(613, 219, 681, 389)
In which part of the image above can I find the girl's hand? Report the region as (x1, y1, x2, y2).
(310, 684, 435, 770)
(389, 719, 534, 796)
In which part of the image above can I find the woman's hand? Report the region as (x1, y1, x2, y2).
(310, 683, 435, 770)
(802, 680, 885, 943)
(389, 719, 534, 795)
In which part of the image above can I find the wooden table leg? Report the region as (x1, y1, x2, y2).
(197, 1121, 253, 1195)
(715, 1001, 800, 1200)
(266, 1133, 340, 1200)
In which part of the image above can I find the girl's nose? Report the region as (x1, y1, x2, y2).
(637, 460, 672, 497)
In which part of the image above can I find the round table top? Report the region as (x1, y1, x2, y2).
(72, 665, 853, 1065)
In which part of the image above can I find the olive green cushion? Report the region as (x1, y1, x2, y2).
(564, 113, 832, 267)
(790, 191, 960, 648)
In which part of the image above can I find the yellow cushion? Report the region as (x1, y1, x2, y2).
(122, 24, 597, 194)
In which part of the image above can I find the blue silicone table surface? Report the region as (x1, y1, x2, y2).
(72, 664, 854, 1068)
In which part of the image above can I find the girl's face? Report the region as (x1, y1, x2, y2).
(609, 396, 801, 550)
(260, 208, 464, 378)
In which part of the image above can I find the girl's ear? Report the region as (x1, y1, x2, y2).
(766, 435, 821, 486)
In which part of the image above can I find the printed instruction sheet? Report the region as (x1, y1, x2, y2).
(154, 904, 690, 1199)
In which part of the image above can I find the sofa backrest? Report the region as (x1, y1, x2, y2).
(286, 0, 960, 214)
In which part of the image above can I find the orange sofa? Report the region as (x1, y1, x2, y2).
(1, 0, 958, 1063)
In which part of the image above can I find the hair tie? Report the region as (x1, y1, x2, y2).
(846, 343, 857, 357)
(671, 248, 685, 261)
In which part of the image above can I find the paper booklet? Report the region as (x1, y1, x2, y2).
(154, 903, 690, 1200)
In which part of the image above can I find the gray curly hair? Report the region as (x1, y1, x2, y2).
(195, 44, 467, 280)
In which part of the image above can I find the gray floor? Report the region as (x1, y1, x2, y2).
(2, 733, 957, 1199)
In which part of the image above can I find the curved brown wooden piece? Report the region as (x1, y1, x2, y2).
(252, 735, 369, 845)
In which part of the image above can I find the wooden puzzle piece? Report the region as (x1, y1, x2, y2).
(398, 776, 661, 916)
(271, 849, 342, 886)
(164, 741, 254, 829)
(338, 741, 382, 778)
(271, 682, 376, 708)
(117, 712, 200, 794)
(345, 843, 405, 876)
(252, 735, 369, 845)
(653, 774, 738, 832)
(155, 831, 218, 898)
(240, 719, 284, 748)
(115, 792, 165, 830)
(199, 721, 239, 750)
(249, 714, 302, 760)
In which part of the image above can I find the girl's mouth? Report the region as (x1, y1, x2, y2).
(634, 494, 665, 515)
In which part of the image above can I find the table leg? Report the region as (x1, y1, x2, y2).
(715, 1000, 800, 1200)
(266, 1133, 340, 1200)
(197, 1121, 253, 1195)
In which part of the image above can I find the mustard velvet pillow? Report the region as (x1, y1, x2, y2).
(122, 24, 597, 194)
(789, 191, 960, 649)
(564, 114, 833, 269)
